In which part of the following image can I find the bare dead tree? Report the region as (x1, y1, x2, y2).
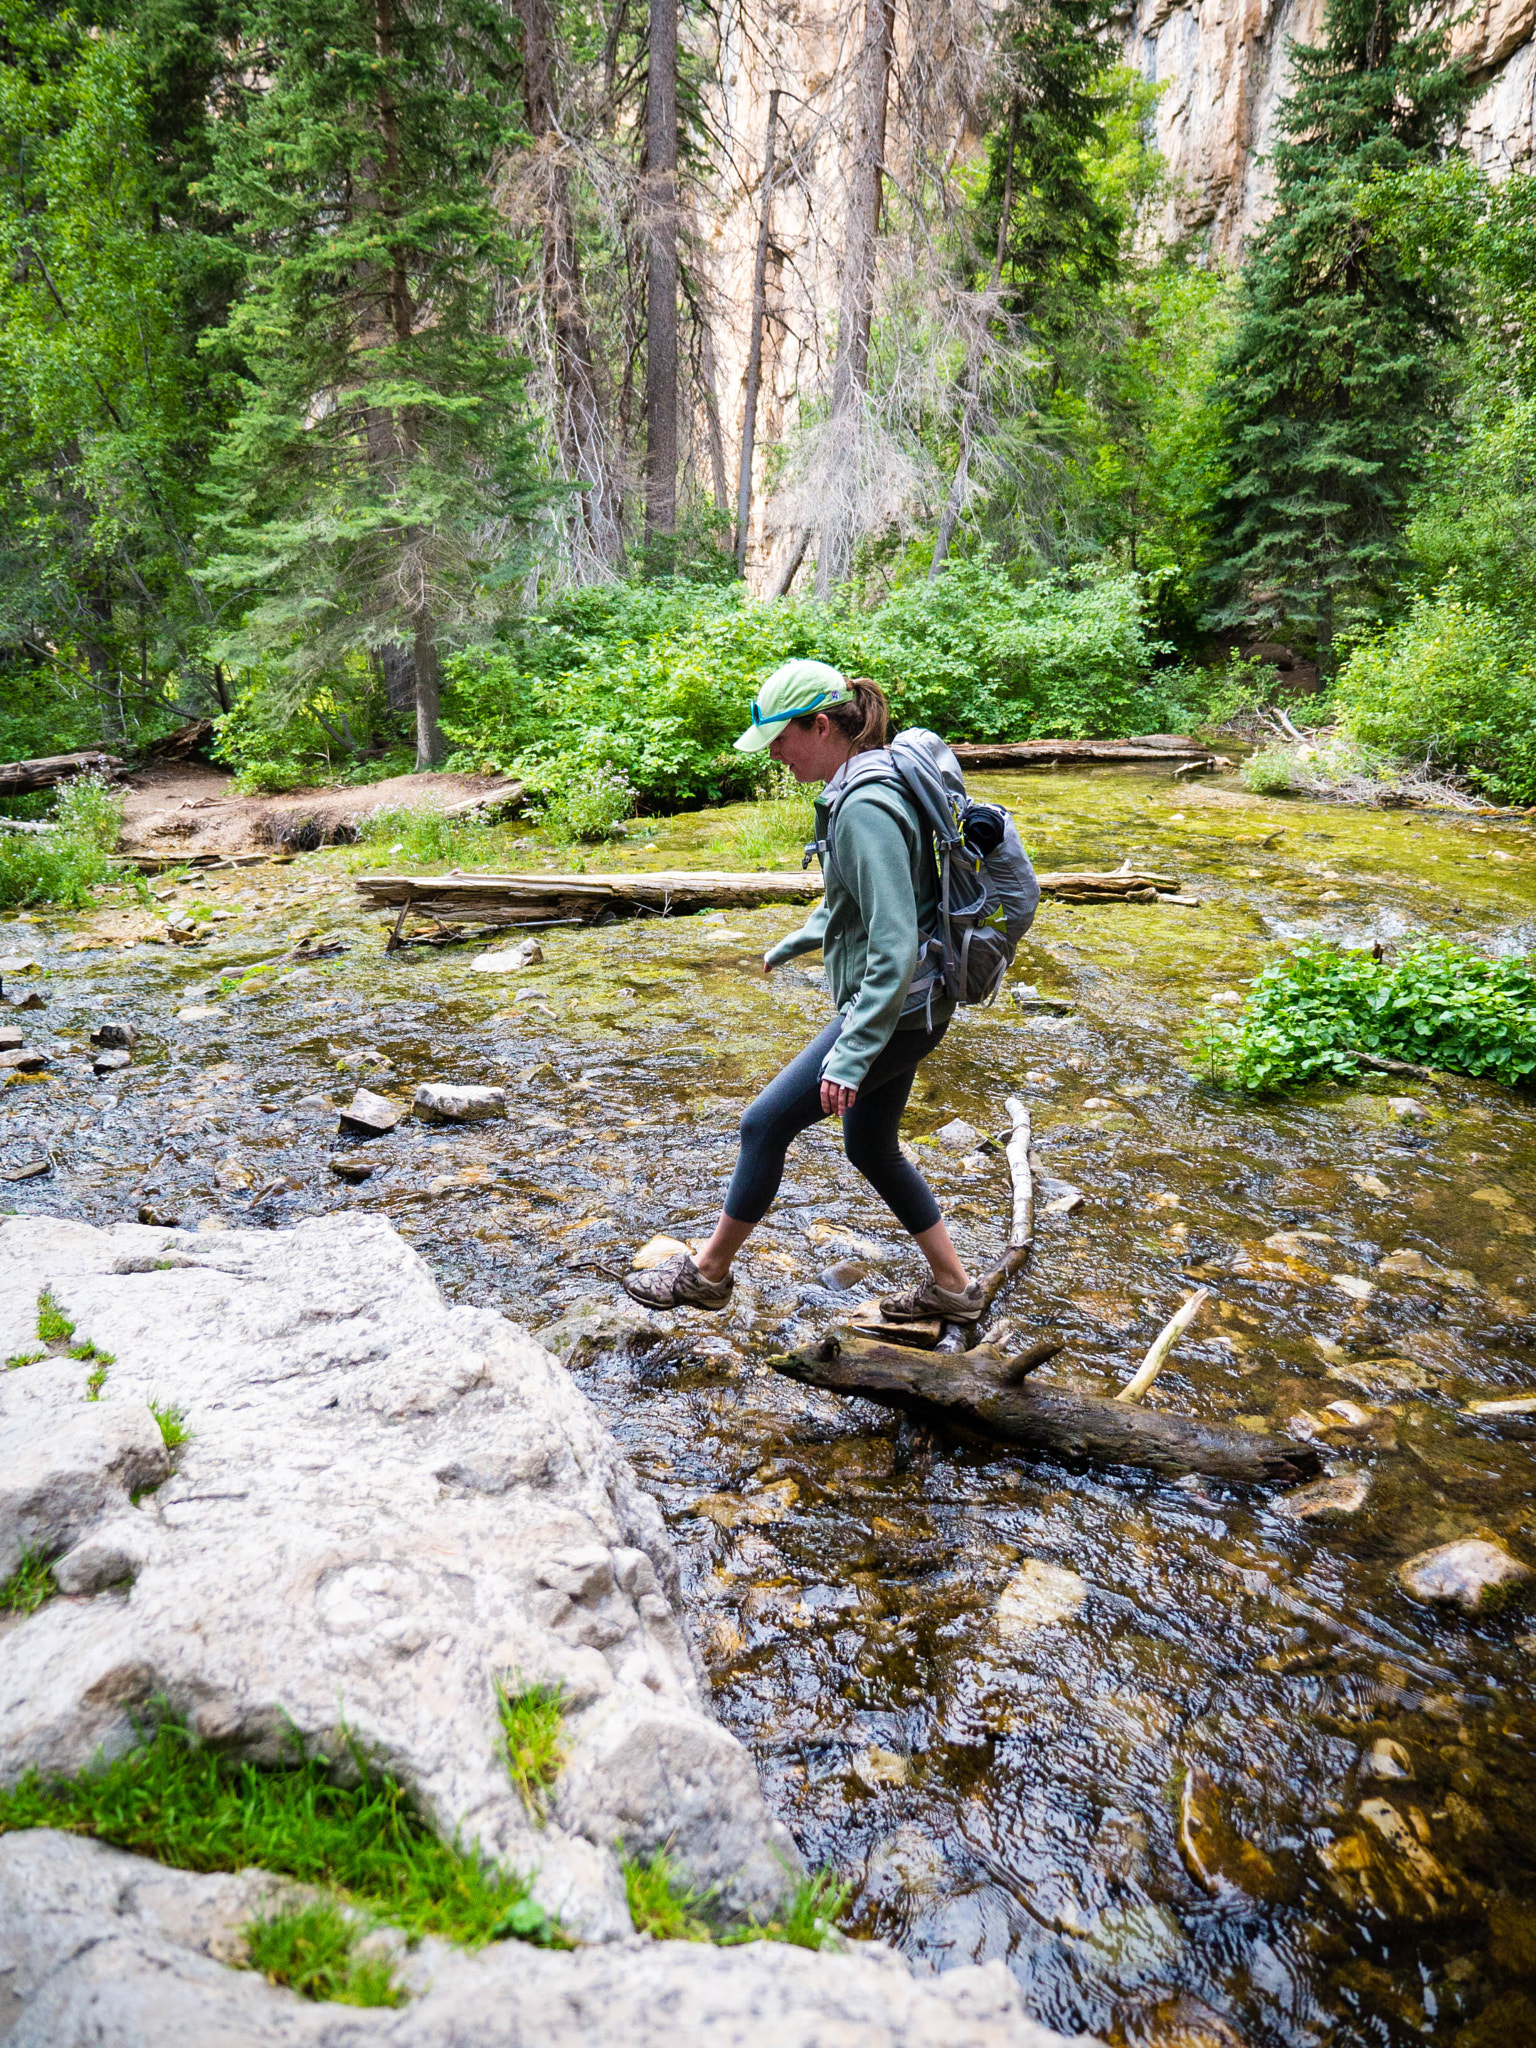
(644, 0, 679, 540)
(735, 85, 780, 570)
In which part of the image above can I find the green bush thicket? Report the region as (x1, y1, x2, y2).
(0, 772, 124, 909)
(1190, 938, 1536, 1090)
(1333, 591, 1536, 803)
(434, 558, 1183, 814)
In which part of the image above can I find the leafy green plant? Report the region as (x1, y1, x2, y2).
(1240, 744, 1300, 795)
(623, 1847, 717, 1941)
(0, 1718, 563, 1949)
(36, 1289, 74, 1343)
(533, 760, 635, 845)
(150, 1401, 192, 1451)
(495, 1678, 566, 1820)
(243, 1898, 405, 2008)
(749, 1869, 853, 1951)
(0, 775, 124, 911)
(0, 1547, 57, 1615)
(1186, 939, 1536, 1090)
(1336, 590, 1536, 802)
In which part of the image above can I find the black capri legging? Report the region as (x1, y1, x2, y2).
(724, 1015, 949, 1235)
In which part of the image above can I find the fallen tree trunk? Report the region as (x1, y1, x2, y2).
(951, 740, 1218, 771)
(355, 865, 1183, 934)
(0, 750, 125, 798)
(769, 1333, 1322, 1486)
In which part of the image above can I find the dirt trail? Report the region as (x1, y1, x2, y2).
(117, 760, 510, 861)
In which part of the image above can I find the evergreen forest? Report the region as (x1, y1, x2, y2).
(3, 0, 1535, 813)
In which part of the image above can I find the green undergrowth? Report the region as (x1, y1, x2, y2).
(0, 774, 123, 911)
(623, 1848, 851, 1951)
(150, 1400, 192, 1451)
(496, 1678, 566, 1820)
(0, 1719, 563, 1950)
(35, 1288, 74, 1343)
(1189, 938, 1536, 1090)
(0, 1547, 57, 1616)
(244, 1898, 406, 2008)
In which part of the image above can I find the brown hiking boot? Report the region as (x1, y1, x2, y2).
(879, 1275, 986, 1323)
(622, 1251, 733, 1312)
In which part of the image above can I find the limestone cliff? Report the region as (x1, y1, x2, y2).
(1119, 0, 1536, 255)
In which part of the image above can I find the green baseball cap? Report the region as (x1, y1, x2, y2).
(733, 659, 853, 754)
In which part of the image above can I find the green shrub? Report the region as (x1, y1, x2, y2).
(532, 759, 635, 844)
(0, 1718, 562, 1949)
(0, 772, 122, 909)
(355, 805, 495, 868)
(1189, 938, 1536, 1091)
(1240, 744, 1300, 794)
(213, 653, 398, 793)
(440, 560, 1180, 813)
(1335, 591, 1536, 802)
(243, 1898, 405, 2008)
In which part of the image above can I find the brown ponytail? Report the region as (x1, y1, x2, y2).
(790, 677, 890, 755)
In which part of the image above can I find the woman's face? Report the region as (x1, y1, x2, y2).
(768, 714, 850, 783)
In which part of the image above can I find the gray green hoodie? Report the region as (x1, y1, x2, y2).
(763, 760, 951, 1089)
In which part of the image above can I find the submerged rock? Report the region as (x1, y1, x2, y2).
(1177, 1765, 1281, 1901)
(540, 1296, 662, 1368)
(1398, 1537, 1534, 1614)
(92, 1049, 132, 1076)
(993, 1559, 1088, 1636)
(473, 937, 544, 973)
(1277, 1472, 1372, 1521)
(338, 1087, 404, 1136)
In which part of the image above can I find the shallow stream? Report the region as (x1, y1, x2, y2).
(4, 765, 1536, 2047)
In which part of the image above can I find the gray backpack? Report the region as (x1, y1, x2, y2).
(805, 729, 1039, 1023)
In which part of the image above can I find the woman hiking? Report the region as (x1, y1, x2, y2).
(624, 659, 984, 1323)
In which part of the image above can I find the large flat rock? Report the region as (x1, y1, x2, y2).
(0, 1213, 791, 1940)
(0, 1830, 1083, 2048)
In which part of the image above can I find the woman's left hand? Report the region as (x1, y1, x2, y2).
(820, 1079, 858, 1115)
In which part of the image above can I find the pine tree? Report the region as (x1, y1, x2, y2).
(200, 0, 542, 767)
(1208, 0, 1473, 669)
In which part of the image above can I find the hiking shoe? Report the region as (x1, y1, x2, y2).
(879, 1275, 986, 1323)
(622, 1252, 733, 1312)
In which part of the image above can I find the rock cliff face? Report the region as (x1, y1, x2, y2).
(0, 1211, 1089, 2045)
(1119, 0, 1536, 255)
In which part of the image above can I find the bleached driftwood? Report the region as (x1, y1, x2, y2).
(1117, 1288, 1211, 1403)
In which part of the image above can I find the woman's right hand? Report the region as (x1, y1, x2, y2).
(761, 953, 773, 978)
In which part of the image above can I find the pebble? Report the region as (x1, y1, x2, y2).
(138, 1203, 181, 1226)
(1330, 1273, 1375, 1301)
(1363, 1739, 1413, 1781)
(338, 1087, 404, 1136)
(933, 1118, 981, 1152)
(992, 1559, 1088, 1636)
(176, 1005, 226, 1023)
(329, 1157, 374, 1184)
(1276, 1472, 1372, 1520)
(413, 1083, 507, 1124)
(1398, 1537, 1534, 1613)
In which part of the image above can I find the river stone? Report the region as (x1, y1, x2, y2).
(90, 1022, 138, 1050)
(0, 1830, 1085, 2048)
(0, 1047, 48, 1072)
(174, 1005, 226, 1023)
(338, 1087, 404, 1136)
(934, 1118, 982, 1152)
(632, 1233, 694, 1270)
(414, 1083, 507, 1124)
(540, 1296, 662, 1369)
(992, 1559, 1088, 1637)
(0, 1214, 789, 1939)
(472, 937, 543, 973)
(1276, 1472, 1372, 1521)
(1398, 1537, 1534, 1614)
(1362, 1739, 1413, 1781)
(93, 1049, 133, 1076)
(0, 1025, 23, 1050)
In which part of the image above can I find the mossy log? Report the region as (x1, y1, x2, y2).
(0, 749, 125, 798)
(769, 1333, 1323, 1486)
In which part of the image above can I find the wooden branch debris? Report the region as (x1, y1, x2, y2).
(977, 1096, 1033, 1312)
(1117, 1288, 1211, 1402)
(1036, 866, 1180, 903)
(1346, 1048, 1441, 1084)
(0, 749, 125, 798)
(951, 738, 1220, 772)
(768, 1333, 1321, 1486)
(431, 779, 525, 823)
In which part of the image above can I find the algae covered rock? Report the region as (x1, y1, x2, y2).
(1398, 1537, 1534, 1614)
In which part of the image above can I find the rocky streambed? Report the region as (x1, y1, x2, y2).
(3, 764, 1536, 2046)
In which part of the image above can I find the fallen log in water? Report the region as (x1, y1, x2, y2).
(0, 749, 125, 799)
(951, 739, 1218, 771)
(356, 863, 1185, 938)
(769, 1333, 1322, 1486)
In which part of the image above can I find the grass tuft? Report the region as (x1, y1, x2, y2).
(149, 1400, 192, 1451)
(0, 1718, 565, 1950)
(84, 1360, 109, 1401)
(6, 1351, 45, 1370)
(495, 1677, 566, 1821)
(0, 1547, 57, 1616)
(243, 1898, 405, 2008)
(623, 1846, 717, 1942)
(36, 1288, 74, 1344)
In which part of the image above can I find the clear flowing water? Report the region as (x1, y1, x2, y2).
(5, 766, 1536, 2048)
